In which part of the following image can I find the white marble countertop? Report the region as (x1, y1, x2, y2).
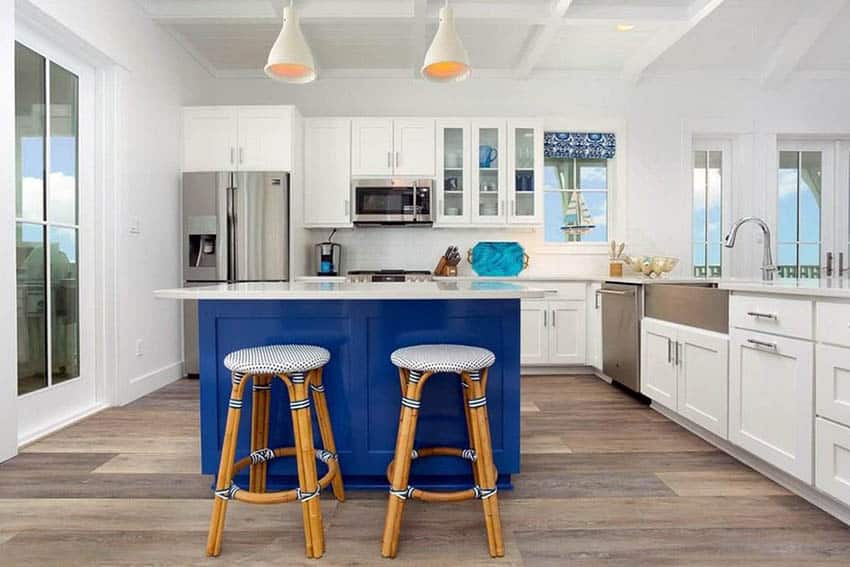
(154, 280, 545, 300)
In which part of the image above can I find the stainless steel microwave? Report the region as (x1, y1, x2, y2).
(352, 178, 433, 225)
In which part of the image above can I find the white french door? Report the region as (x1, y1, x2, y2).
(14, 27, 97, 443)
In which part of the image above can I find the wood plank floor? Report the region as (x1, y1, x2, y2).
(1, 375, 849, 565)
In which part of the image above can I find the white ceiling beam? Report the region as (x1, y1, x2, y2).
(621, 0, 726, 83)
(761, 0, 848, 89)
(411, 0, 427, 79)
(514, 0, 573, 79)
(139, 0, 551, 23)
(565, 3, 690, 22)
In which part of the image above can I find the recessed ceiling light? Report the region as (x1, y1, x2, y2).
(616, 24, 636, 32)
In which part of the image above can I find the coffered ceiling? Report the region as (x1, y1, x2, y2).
(136, 0, 850, 84)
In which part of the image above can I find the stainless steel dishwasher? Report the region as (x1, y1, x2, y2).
(597, 282, 643, 392)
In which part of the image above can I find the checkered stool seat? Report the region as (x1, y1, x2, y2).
(224, 344, 331, 375)
(390, 344, 495, 374)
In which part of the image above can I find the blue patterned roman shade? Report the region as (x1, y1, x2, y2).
(544, 132, 616, 159)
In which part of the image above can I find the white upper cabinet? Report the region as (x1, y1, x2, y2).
(393, 119, 435, 176)
(304, 118, 352, 227)
(182, 106, 293, 172)
(729, 328, 813, 482)
(236, 106, 292, 171)
(436, 120, 471, 225)
(351, 118, 434, 177)
(183, 107, 239, 172)
(507, 119, 543, 224)
(351, 118, 394, 176)
(471, 120, 507, 224)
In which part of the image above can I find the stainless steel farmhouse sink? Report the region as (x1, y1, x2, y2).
(644, 282, 730, 334)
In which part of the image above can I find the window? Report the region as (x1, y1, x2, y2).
(777, 149, 823, 278)
(15, 41, 80, 395)
(692, 147, 725, 277)
(543, 132, 613, 243)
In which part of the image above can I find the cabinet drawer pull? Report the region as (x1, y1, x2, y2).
(667, 338, 672, 364)
(544, 310, 547, 327)
(675, 341, 681, 365)
(747, 311, 777, 320)
(747, 338, 777, 351)
(387, 152, 392, 168)
(552, 309, 556, 327)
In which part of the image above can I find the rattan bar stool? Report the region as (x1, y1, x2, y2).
(381, 344, 504, 559)
(206, 344, 345, 559)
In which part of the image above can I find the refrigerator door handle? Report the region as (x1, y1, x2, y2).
(227, 185, 237, 281)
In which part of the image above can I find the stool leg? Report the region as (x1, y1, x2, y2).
(206, 372, 248, 557)
(288, 372, 325, 559)
(467, 368, 505, 558)
(250, 374, 272, 493)
(381, 369, 425, 558)
(311, 367, 346, 502)
(461, 378, 481, 489)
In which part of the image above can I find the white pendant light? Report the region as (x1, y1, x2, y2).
(265, 0, 317, 83)
(421, 0, 471, 82)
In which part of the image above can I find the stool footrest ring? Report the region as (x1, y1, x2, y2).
(386, 446, 498, 503)
(218, 446, 340, 505)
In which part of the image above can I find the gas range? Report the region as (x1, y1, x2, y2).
(347, 270, 433, 283)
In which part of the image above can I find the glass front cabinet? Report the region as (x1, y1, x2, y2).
(436, 118, 542, 226)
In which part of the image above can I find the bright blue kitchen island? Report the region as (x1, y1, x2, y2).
(155, 280, 543, 489)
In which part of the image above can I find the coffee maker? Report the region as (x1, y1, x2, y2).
(315, 229, 342, 276)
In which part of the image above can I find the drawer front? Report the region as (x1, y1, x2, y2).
(730, 293, 813, 340)
(816, 300, 850, 347)
(815, 417, 850, 507)
(816, 344, 850, 427)
(525, 282, 587, 300)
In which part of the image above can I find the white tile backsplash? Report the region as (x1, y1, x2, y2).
(303, 227, 609, 277)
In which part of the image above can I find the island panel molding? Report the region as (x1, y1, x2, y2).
(198, 298, 521, 489)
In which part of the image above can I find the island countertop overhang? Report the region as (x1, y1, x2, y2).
(154, 280, 545, 300)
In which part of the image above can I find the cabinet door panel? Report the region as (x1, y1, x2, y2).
(815, 417, 850, 507)
(507, 120, 543, 225)
(183, 107, 238, 172)
(236, 107, 292, 171)
(471, 121, 507, 224)
(521, 300, 548, 365)
(394, 119, 435, 176)
(548, 300, 586, 365)
(816, 344, 850, 427)
(304, 118, 352, 227)
(729, 328, 813, 482)
(677, 326, 729, 438)
(436, 121, 470, 225)
(351, 118, 393, 176)
(640, 318, 677, 409)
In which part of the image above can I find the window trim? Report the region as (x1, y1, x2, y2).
(690, 138, 732, 277)
(540, 154, 615, 251)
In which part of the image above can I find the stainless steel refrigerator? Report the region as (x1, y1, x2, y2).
(182, 172, 290, 376)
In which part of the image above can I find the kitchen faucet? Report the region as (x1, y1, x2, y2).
(724, 216, 777, 281)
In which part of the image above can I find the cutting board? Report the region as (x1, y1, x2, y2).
(468, 242, 529, 277)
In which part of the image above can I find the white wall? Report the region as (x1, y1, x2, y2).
(1, 0, 211, 459)
(191, 71, 850, 279)
(18, 0, 210, 407)
(1, 0, 20, 461)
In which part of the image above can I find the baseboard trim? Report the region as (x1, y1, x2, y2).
(123, 361, 184, 405)
(18, 402, 109, 448)
(652, 402, 850, 527)
(522, 365, 601, 376)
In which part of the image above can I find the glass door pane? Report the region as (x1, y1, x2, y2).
(777, 150, 822, 278)
(442, 127, 464, 218)
(513, 127, 535, 217)
(50, 227, 79, 383)
(15, 43, 45, 222)
(17, 223, 47, 395)
(477, 127, 500, 219)
(49, 62, 79, 225)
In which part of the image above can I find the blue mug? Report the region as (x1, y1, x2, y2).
(479, 145, 498, 168)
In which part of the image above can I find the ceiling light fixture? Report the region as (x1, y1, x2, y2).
(265, 0, 317, 83)
(615, 23, 636, 32)
(421, 0, 471, 82)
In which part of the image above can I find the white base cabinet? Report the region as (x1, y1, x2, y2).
(729, 328, 813, 483)
(520, 284, 587, 367)
(816, 417, 850, 507)
(641, 318, 728, 438)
